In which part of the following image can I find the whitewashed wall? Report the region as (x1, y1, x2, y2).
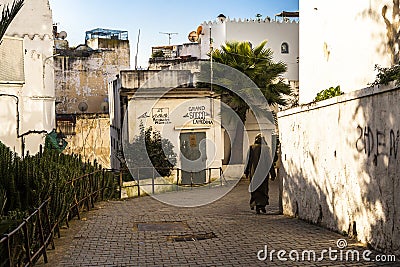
(0, 0, 55, 154)
(127, 97, 223, 171)
(299, 0, 394, 103)
(278, 84, 400, 255)
(200, 18, 299, 82)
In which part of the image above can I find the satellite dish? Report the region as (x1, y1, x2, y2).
(196, 25, 203, 36)
(78, 102, 88, 112)
(58, 31, 67, 40)
(188, 31, 199, 42)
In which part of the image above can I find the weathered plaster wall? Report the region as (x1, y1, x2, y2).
(0, 0, 55, 155)
(278, 84, 400, 255)
(121, 69, 193, 89)
(299, 0, 394, 103)
(177, 43, 201, 58)
(63, 115, 110, 168)
(55, 38, 130, 114)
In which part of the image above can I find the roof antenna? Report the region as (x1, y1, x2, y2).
(135, 29, 140, 70)
(159, 32, 178, 45)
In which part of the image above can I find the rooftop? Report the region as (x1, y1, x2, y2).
(85, 28, 128, 41)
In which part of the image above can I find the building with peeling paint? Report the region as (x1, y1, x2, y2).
(54, 28, 130, 114)
(0, 0, 55, 155)
(54, 28, 130, 168)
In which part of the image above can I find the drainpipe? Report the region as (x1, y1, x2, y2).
(42, 53, 60, 93)
(0, 94, 20, 136)
(0, 53, 59, 154)
(0, 93, 48, 155)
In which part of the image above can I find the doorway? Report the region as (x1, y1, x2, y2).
(180, 132, 206, 184)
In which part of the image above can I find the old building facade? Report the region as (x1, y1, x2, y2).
(54, 28, 130, 167)
(0, 0, 55, 155)
(109, 69, 223, 181)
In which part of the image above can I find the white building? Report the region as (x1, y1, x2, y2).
(199, 15, 299, 84)
(299, 0, 394, 103)
(109, 70, 223, 183)
(0, 0, 55, 155)
(150, 15, 299, 89)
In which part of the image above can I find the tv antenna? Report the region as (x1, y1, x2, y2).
(159, 32, 178, 45)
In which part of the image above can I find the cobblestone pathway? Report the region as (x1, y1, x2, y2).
(43, 179, 398, 266)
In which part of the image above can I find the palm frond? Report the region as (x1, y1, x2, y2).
(252, 40, 268, 56)
(209, 40, 293, 121)
(0, 0, 24, 41)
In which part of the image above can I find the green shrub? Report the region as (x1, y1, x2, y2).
(314, 85, 344, 102)
(371, 64, 400, 86)
(124, 125, 177, 178)
(151, 50, 164, 58)
(0, 141, 117, 235)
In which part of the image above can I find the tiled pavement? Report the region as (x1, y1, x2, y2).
(43, 179, 399, 266)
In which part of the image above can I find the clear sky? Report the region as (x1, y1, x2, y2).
(48, 0, 299, 68)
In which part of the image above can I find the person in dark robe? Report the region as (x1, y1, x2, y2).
(244, 134, 276, 214)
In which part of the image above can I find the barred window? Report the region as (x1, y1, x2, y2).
(0, 36, 24, 83)
(56, 116, 76, 135)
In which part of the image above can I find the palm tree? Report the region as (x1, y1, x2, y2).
(0, 0, 24, 42)
(209, 40, 291, 163)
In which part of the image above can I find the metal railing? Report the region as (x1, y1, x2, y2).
(65, 169, 108, 224)
(0, 199, 53, 267)
(119, 167, 227, 197)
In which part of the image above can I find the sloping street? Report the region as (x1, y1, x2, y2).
(44, 179, 398, 266)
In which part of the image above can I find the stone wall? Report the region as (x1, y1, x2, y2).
(63, 114, 110, 168)
(278, 84, 400, 255)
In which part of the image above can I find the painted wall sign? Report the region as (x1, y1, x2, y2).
(152, 108, 171, 124)
(137, 112, 150, 119)
(183, 105, 213, 125)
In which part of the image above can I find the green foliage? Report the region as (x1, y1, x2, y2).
(371, 64, 400, 86)
(0, 141, 117, 235)
(313, 85, 344, 102)
(0, 0, 24, 41)
(124, 125, 176, 177)
(151, 50, 164, 58)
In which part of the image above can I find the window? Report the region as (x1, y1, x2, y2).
(56, 116, 76, 135)
(281, 42, 289, 54)
(0, 36, 24, 83)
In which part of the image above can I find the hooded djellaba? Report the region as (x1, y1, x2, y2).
(244, 133, 276, 214)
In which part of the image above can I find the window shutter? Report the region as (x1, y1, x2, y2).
(0, 37, 24, 83)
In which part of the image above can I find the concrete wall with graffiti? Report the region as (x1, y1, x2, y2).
(278, 84, 400, 255)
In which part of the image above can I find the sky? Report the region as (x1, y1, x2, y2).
(48, 0, 299, 68)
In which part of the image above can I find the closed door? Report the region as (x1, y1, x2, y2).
(180, 132, 206, 184)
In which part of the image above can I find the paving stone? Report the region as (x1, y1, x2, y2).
(37, 179, 399, 266)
